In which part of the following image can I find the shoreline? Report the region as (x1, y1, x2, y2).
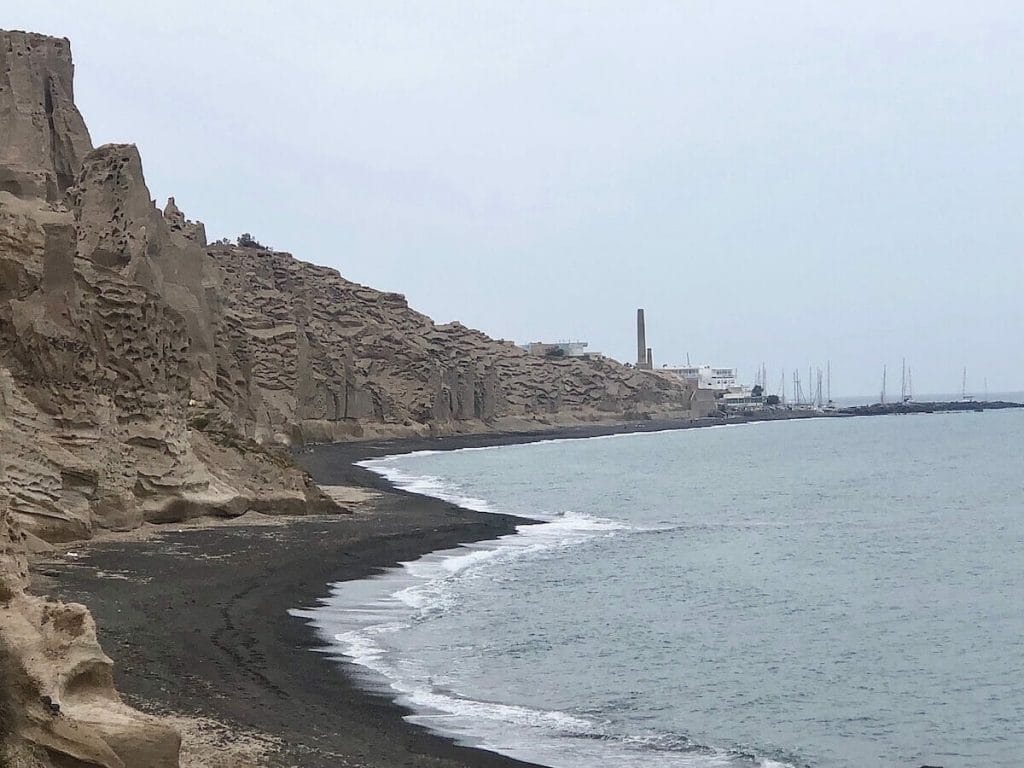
(294, 410, 821, 486)
(28, 412, 864, 768)
(46, 419, 737, 767)
(35, 406, 1012, 766)
(42, 503, 545, 767)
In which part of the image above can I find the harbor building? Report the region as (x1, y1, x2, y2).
(662, 364, 738, 391)
(718, 388, 765, 411)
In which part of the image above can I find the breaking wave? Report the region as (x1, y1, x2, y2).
(295, 450, 799, 768)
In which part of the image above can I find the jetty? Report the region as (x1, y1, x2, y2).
(839, 400, 1023, 417)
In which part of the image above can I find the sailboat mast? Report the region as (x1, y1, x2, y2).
(881, 365, 887, 405)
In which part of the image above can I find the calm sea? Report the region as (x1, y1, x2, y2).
(298, 409, 1024, 768)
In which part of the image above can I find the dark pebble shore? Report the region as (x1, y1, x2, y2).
(44, 493, 541, 766)
(40, 414, 811, 767)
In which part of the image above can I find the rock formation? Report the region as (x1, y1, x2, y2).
(0, 502, 179, 767)
(0, 149, 334, 543)
(0, 28, 697, 766)
(0, 30, 335, 765)
(209, 244, 694, 444)
(0, 31, 91, 202)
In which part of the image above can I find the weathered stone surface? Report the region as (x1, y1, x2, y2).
(0, 31, 339, 766)
(0, 140, 335, 541)
(163, 196, 206, 247)
(0, 30, 92, 201)
(209, 245, 695, 443)
(0, 502, 180, 768)
(0, 27, 698, 767)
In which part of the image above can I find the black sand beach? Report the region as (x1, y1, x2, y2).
(39, 415, 802, 767)
(44, 492, 542, 767)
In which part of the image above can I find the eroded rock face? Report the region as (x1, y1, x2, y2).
(0, 27, 697, 767)
(0, 31, 92, 201)
(0, 465, 174, 766)
(0, 30, 341, 767)
(0, 506, 179, 768)
(0, 122, 339, 538)
(1, 28, 694, 543)
(210, 245, 695, 444)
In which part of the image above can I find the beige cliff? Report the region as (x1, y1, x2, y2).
(209, 244, 695, 444)
(0, 29, 334, 766)
(0, 159, 334, 542)
(0, 31, 92, 201)
(0, 502, 179, 768)
(0, 28, 697, 766)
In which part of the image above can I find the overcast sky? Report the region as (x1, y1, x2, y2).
(10, 2, 1024, 397)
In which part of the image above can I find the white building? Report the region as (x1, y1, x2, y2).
(719, 388, 764, 411)
(661, 364, 737, 391)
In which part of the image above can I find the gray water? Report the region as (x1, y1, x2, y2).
(298, 411, 1024, 768)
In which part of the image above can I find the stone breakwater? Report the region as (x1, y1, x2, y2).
(840, 400, 1023, 417)
(0, 28, 697, 766)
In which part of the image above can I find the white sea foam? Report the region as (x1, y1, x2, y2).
(297, 450, 798, 768)
(358, 460, 498, 513)
(357, 418, 806, 484)
(306, 594, 790, 768)
(293, 504, 635, 754)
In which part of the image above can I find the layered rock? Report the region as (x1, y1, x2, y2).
(0, 422, 176, 766)
(210, 245, 695, 443)
(0, 504, 179, 767)
(0, 168, 331, 542)
(0, 27, 698, 767)
(0, 31, 91, 201)
(0, 30, 334, 766)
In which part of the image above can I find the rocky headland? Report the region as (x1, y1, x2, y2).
(0, 29, 696, 767)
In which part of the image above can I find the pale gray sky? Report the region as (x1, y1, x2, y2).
(10, 2, 1024, 396)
